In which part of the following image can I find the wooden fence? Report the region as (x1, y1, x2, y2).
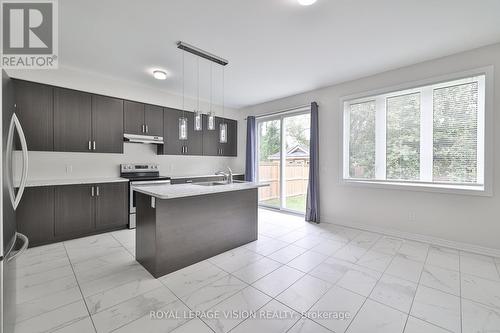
(258, 162, 309, 201)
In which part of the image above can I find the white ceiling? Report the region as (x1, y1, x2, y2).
(60, 0, 500, 108)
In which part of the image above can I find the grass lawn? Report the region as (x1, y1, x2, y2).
(260, 194, 306, 212)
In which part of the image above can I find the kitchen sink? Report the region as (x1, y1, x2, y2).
(194, 180, 248, 186)
(194, 181, 228, 186)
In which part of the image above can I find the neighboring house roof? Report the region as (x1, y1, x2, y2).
(268, 144, 310, 160)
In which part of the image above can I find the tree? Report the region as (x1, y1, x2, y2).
(259, 121, 280, 161)
(259, 115, 311, 161)
(285, 116, 310, 150)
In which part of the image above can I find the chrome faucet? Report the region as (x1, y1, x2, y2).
(216, 167, 233, 184)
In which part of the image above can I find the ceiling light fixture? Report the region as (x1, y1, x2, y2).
(297, 0, 317, 5)
(152, 70, 167, 80)
(179, 52, 188, 141)
(193, 57, 202, 131)
(176, 41, 229, 138)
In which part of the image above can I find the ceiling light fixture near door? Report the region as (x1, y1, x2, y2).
(297, 0, 317, 5)
(152, 70, 167, 80)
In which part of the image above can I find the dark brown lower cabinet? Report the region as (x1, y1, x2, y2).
(17, 187, 55, 246)
(18, 182, 128, 247)
(95, 182, 128, 230)
(55, 184, 95, 238)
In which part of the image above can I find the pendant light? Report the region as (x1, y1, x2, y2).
(179, 50, 188, 140)
(176, 41, 229, 137)
(219, 65, 228, 143)
(207, 62, 216, 130)
(193, 57, 202, 131)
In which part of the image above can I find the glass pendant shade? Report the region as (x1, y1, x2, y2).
(194, 111, 202, 131)
(179, 117, 188, 140)
(219, 122, 227, 143)
(207, 112, 215, 130)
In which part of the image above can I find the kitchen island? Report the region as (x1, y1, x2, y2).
(132, 181, 266, 277)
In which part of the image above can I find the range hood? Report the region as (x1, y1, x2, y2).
(124, 133, 164, 145)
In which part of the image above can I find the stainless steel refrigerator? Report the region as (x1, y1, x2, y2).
(0, 70, 30, 333)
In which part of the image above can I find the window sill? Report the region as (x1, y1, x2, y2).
(341, 179, 491, 197)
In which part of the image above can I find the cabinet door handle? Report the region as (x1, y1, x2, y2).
(93, 141, 96, 150)
(145, 125, 148, 133)
(185, 146, 188, 154)
(88, 141, 92, 150)
(96, 186, 100, 196)
(91, 186, 94, 197)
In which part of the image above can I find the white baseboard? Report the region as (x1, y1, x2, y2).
(321, 217, 500, 258)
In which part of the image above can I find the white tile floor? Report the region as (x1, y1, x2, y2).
(13, 209, 500, 333)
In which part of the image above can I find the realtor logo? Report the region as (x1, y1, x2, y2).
(1, 0, 58, 68)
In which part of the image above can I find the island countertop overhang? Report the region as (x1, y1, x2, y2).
(131, 181, 269, 200)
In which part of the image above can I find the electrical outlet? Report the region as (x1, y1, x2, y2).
(408, 211, 416, 222)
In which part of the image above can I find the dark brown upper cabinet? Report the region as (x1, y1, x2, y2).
(202, 115, 219, 156)
(203, 116, 237, 157)
(91, 95, 124, 153)
(158, 108, 203, 156)
(124, 101, 144, 135)
(54, 88, 92, 152)
(54, 88, 124, 154)
(13, 79, 236, 156)
(144, 104, 163, 137)
(186, 111, 203, 155)
(14, 80, 54, 151)
(159, 107, 184, 155)
(124, 101, 163, 137)
(222, 118, 237, 157)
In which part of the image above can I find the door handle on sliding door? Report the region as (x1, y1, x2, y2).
(6, 113, 29, 210)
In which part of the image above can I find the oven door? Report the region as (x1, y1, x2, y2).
(129, 180, 171, 228)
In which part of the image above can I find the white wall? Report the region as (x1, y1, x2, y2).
(242, 43, 500, 251)
(7, 66, 246, 180)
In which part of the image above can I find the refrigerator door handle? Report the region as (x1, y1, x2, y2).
(6, 113, 29, 210)
(6, 232, 29, 262)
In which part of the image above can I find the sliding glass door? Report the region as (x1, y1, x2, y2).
(257, 109, 310, 214)
(257, 119, 281, 209)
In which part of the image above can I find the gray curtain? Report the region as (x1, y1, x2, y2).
(306, 102, 319, 223)
(245, 116, 257, 181)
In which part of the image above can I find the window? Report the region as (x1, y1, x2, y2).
(342, 72, 487, 193)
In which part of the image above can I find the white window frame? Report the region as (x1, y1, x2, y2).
(340, 66, 494, 196)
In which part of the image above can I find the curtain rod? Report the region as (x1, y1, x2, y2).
(245, 104, 311, 120)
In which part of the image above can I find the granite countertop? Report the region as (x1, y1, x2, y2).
(19, 177, 129, 188)
(132, 181, 268, 200)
